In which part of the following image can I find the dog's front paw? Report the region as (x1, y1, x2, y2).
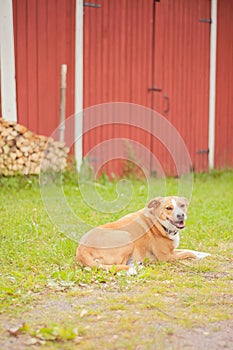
(126, 265, 137, 276)
(193, 251, 211, 259)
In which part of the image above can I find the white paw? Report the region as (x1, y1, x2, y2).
(126, 265, 137, 276)
(193, 251, 211, 259)
(138, 262, 144, 270)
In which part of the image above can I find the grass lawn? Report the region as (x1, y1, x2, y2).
(0, 170, 232, 349)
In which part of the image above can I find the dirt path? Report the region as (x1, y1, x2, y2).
(0, 290, 232, 350)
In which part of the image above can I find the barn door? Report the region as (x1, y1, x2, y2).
(83, 0, 211, 175)
(83, 0, 155, 176)
(152, 0, 211, 172)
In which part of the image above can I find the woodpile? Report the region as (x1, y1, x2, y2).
(0, 118, 69, 176)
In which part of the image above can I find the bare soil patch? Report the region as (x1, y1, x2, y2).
(0, 290, 232, 350)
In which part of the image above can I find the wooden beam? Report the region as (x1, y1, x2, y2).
(0, 0, 17, 122)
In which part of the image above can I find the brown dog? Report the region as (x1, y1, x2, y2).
(76, 196, 210, 274)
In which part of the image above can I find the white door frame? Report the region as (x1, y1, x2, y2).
(0, 0, 17, 122)
(74, 0, 218, 171)
(75, 0, 84, 170)
(208, 0, 217, 169)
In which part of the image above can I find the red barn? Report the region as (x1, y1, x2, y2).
(0, 0, 232, 175)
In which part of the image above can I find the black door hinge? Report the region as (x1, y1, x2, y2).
(84, 2, 101, 8)
(199, 18, 212, 24)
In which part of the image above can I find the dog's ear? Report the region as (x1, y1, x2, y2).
(147, 197, 162, 209)
(179, 197, 189, 207)
(143, 197, 163, 218)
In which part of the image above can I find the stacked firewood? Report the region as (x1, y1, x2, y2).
(0, 118, 69, 175)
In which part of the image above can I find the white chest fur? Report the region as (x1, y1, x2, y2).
(167, 232, 180, 249)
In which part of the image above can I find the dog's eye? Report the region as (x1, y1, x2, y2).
(166, 206, 173, 211)
(180, 204, 185, 208)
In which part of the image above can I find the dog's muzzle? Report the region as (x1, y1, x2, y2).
(167, 218, 185, 229)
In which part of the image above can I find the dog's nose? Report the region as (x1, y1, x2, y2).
(177, 213, 185, 220)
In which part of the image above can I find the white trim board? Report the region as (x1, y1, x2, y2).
(74, 0, 84, 170)
(0, 0, 17, 122)
(208, 0, 217, 169)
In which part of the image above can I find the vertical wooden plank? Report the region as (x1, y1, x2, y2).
(75, 0, 84, 168)
(116, 0, 130, 176)
(13, 0, 28, 126)
(47, 0, 58, 136)
(66, 0, 75, 119)
(57, 0, 67, 71)
(83, 2, 101, 162)
(0, 0, 17, 122)
(27, 0, 38, 132)
(215, 0, 233, 168)
(37, 0, 48, 135)
(46, 0, 76, 135)
(66, 0, 76, 154)
(101, 0, 109, 103)
(108, 0, 119, 175)
(129, 0, 153, 174)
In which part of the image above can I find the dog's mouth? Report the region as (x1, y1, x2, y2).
(168, 219, 185, 229)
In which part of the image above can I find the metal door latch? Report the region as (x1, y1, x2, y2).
(197, 149, 209, 155)
(84, 2, 101, 8)
(199, 18, 212, 23)
(148, 87, 162, 92)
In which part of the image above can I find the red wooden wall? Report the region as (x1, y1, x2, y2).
(12, 0, 76, 137)
(83, 0, 210, 175)
(12, 0, 233, 174)
(215, 0, 233, 168)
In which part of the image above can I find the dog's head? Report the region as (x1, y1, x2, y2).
(146, 196, 189, 232)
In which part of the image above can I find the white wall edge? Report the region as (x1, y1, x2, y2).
(0, 0, 17, 122)
(208, 0, 217, 169)
(74, 0, 84, 171)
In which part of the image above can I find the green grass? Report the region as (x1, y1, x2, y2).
(0, 170, 232, 349)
